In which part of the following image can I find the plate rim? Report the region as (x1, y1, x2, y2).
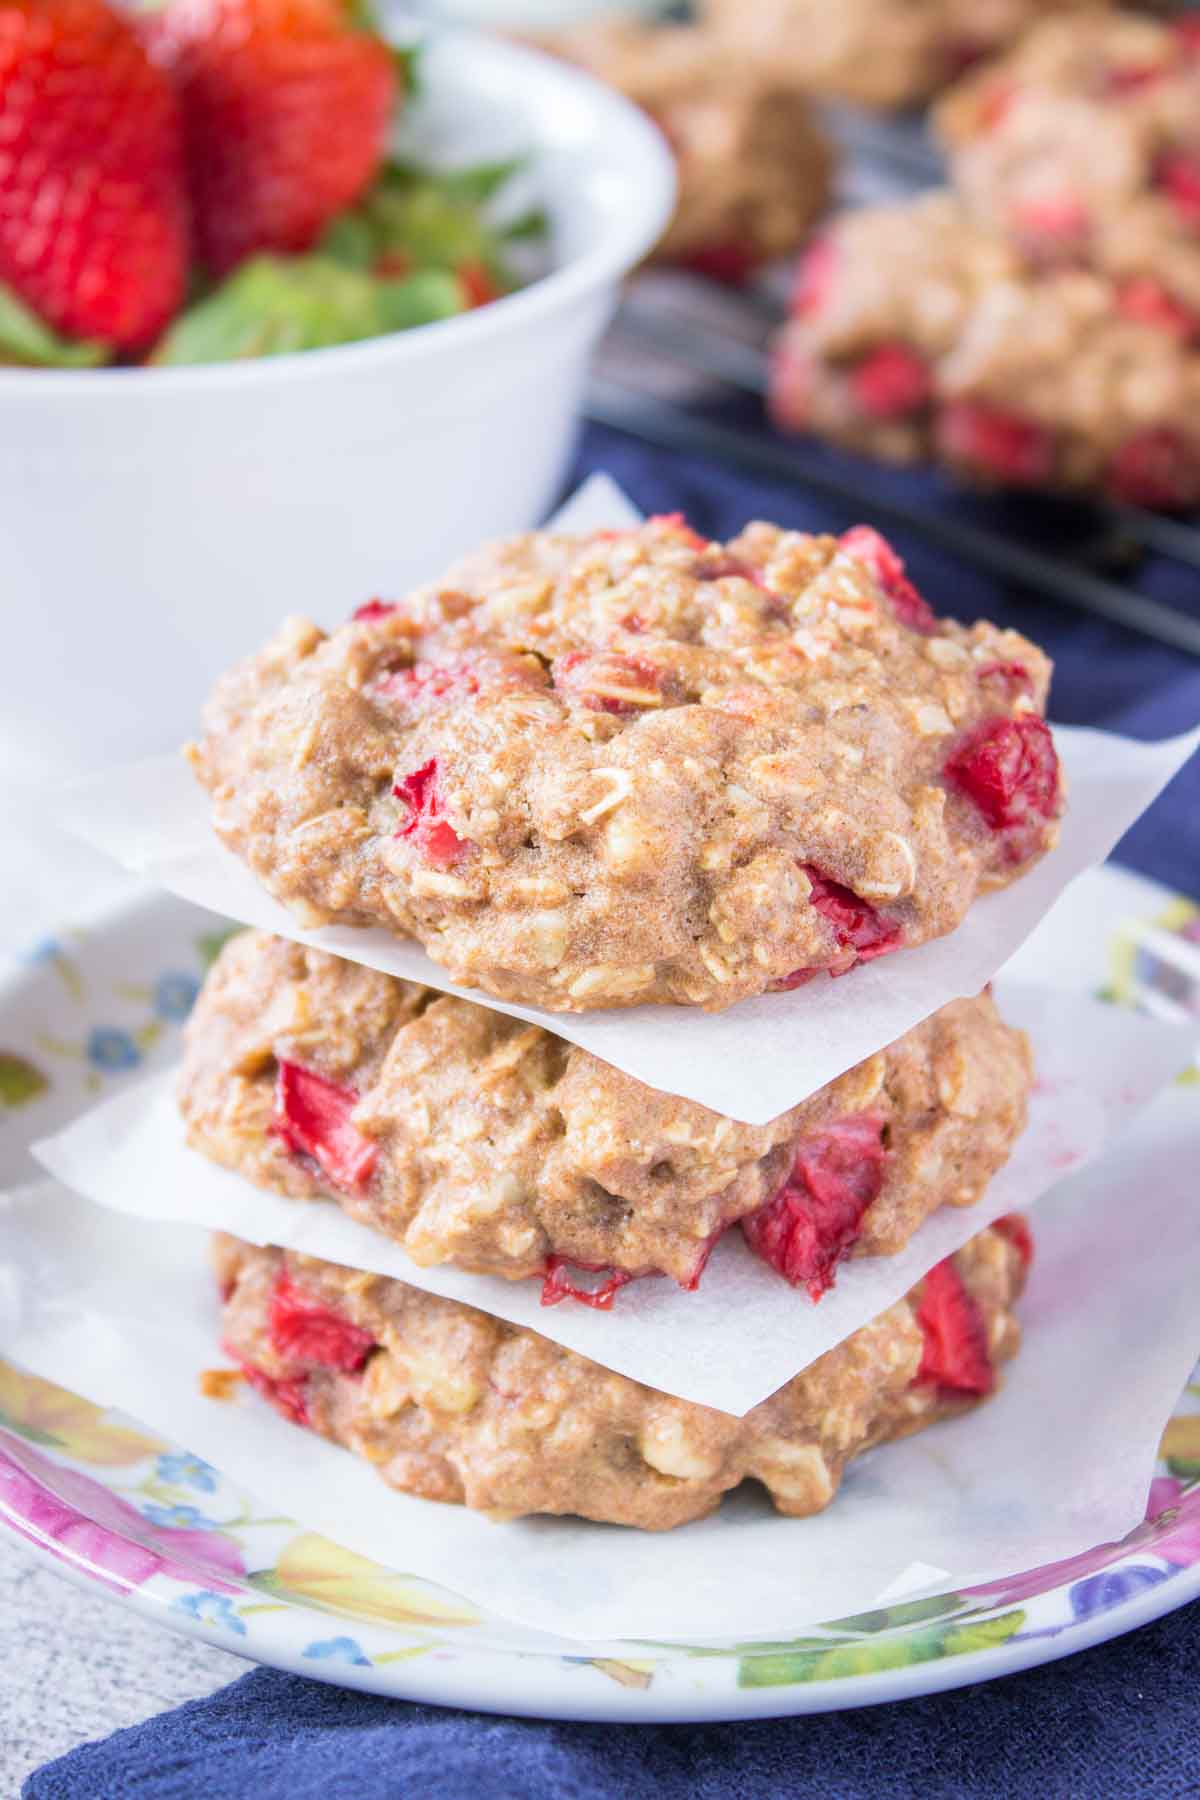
(1, 873, 1198, 1724)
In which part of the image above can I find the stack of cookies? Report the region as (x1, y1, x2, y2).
(771, 11, 1200, 510)
(167, 507, 1067, 1532)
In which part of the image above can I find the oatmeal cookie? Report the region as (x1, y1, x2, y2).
(210, 1220, 1028, 1529)
(540, 18, 832, 281)
(771, 195, 1200, 507)
(936, 12, 1200, 324)
(701, 0, 1114, 111)
(180, 930, 1033, 1300)
(188, 513, 1063, 1012)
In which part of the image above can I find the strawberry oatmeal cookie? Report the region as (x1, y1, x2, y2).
(771, 195, 1200, 508)
(209, 1220, 1029, 1529)
(936, 12, 1200, 319)
(540, 17, 832, 282)
(180, 931, 1032, 1306)
(700, 0, 1113, 112)
(188, 513, 1064, 1012)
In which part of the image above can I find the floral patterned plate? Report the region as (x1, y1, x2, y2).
(0, 873, 1198, 1723)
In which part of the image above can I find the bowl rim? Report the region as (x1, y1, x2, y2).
(0, 25, 675, 400)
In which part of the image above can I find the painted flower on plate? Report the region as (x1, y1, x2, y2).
(155, 1452, 219, 1494)
(255, 1532, 479, 1627)
(303, 1636, 371, 1667)
(0, 1442, 246, 1596)
(86, 1027, 141, 1073)
(171, 1591, 247, 1635)
(153, 971, 200, 1021)
(0, 1364, 163, 1467)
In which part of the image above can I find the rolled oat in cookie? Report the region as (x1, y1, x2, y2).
(180, 930, 1033, 1301)
(187, 512, 1064, 1011)
(210, 1221, 1028, 1530)
(538, 17, 833, 281)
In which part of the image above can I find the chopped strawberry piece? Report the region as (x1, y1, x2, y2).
(1106, 62, 1167, 95)
(694, 553, 770, 591)
(553, 649, 668, 715)
(374, 661, 481, 713)
(394, 759, 470, 867)
(541, 1256, 635, 1311)
(914, 1257, 994, 1395)
(271, 1061, 378, 1192)
(648, 511, 709, 552)
(1157, 151, 1200, 229)
(944, 717, 1059, 846)
(1106, 428, 1200, 510)
(937, 401, 1056, 486)
(767, 339, 814, 431)
(352, 599, 398, 622)
(741, 1114, 887, 1300)
(1176, 16, 1200, 56)
(976, 660, 1033, 699)
(224, 1348, 310, 1427)
(268, 1268, 376, 1374)
(791, 236, 836, 318)
(849, 342, 932, 421)
(680, 1227, 725, 1292)
(975, 78, 1017, 129)
(993, 1213, 1034, 1271)
(457, 259, 499, 308)
(839, 525, 937, 634)
(678, 239, 759, 286)
(1117, 278, 1199, 342)
(770, 966, 820, 992)
(802, 865, 903, 963)
(1011, 192, 1091, 259)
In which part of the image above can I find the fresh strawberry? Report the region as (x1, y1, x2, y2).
(268, 1268, 376, 1372)
(270, 1060, 378, 1191)
(149, 0, 399, 275)
(914, 1257, 994, 1395)
(0, 0, 189, 354)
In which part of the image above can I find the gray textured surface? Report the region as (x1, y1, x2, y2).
(0, 1536, 241, 1793)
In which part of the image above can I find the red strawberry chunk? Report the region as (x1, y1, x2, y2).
(914, 1257, 994, 1395)
(268, 1268, 376, 1373)
(975, 78, 1017, 129)
(849, 342, 932, 421)
(741, 1114, 887, 1300)
(270, 1061, 378, 1192)
(1117, 278, 1199, 342)
(993, 1213, 1034, 1272)
(541, 1256, 635, 1311)
(767, 339, 814, 431)
(1157, 151, 1200, 229)
(553, 649, 668, 715)
(1011, 192, 1091, 258)
(374, 661, 481, 714)
(352, 599, 398, 622)
(1106, 428, 1200, 511)
(791, 236, 836, 318)
(938, 401, 1056, 486)
(678, 239, 759, 286)
(976, 660, 1033, 699)
(839, 525, 937, 633)
(224, 1347, 310, 1427)
(803, 865, 903, 961)
(1177, 17, 1200, 56)
(457, 259, 498, 308)
(394, 759, 470, 866)
(944, 716, 1059, 836)
(648, 511, 709, 551)
(1106, 60, 1167, 95)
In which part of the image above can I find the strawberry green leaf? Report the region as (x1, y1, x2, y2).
(0, 283, 108, 369)
(320, 157, 528, 294)
(152, 255, 463, 365)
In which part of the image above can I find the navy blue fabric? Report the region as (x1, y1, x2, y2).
(26, 422, 1200, 1799)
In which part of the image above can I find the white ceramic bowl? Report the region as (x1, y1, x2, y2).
(0, 27, 674, 783)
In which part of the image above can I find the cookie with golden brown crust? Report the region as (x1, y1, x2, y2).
(188, 512, 1063, 1012)
(210, 1222, 1028, 1530)
(180, 930, 1032, 1303)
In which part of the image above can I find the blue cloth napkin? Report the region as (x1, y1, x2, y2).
(26, 422, 1200, 1798)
